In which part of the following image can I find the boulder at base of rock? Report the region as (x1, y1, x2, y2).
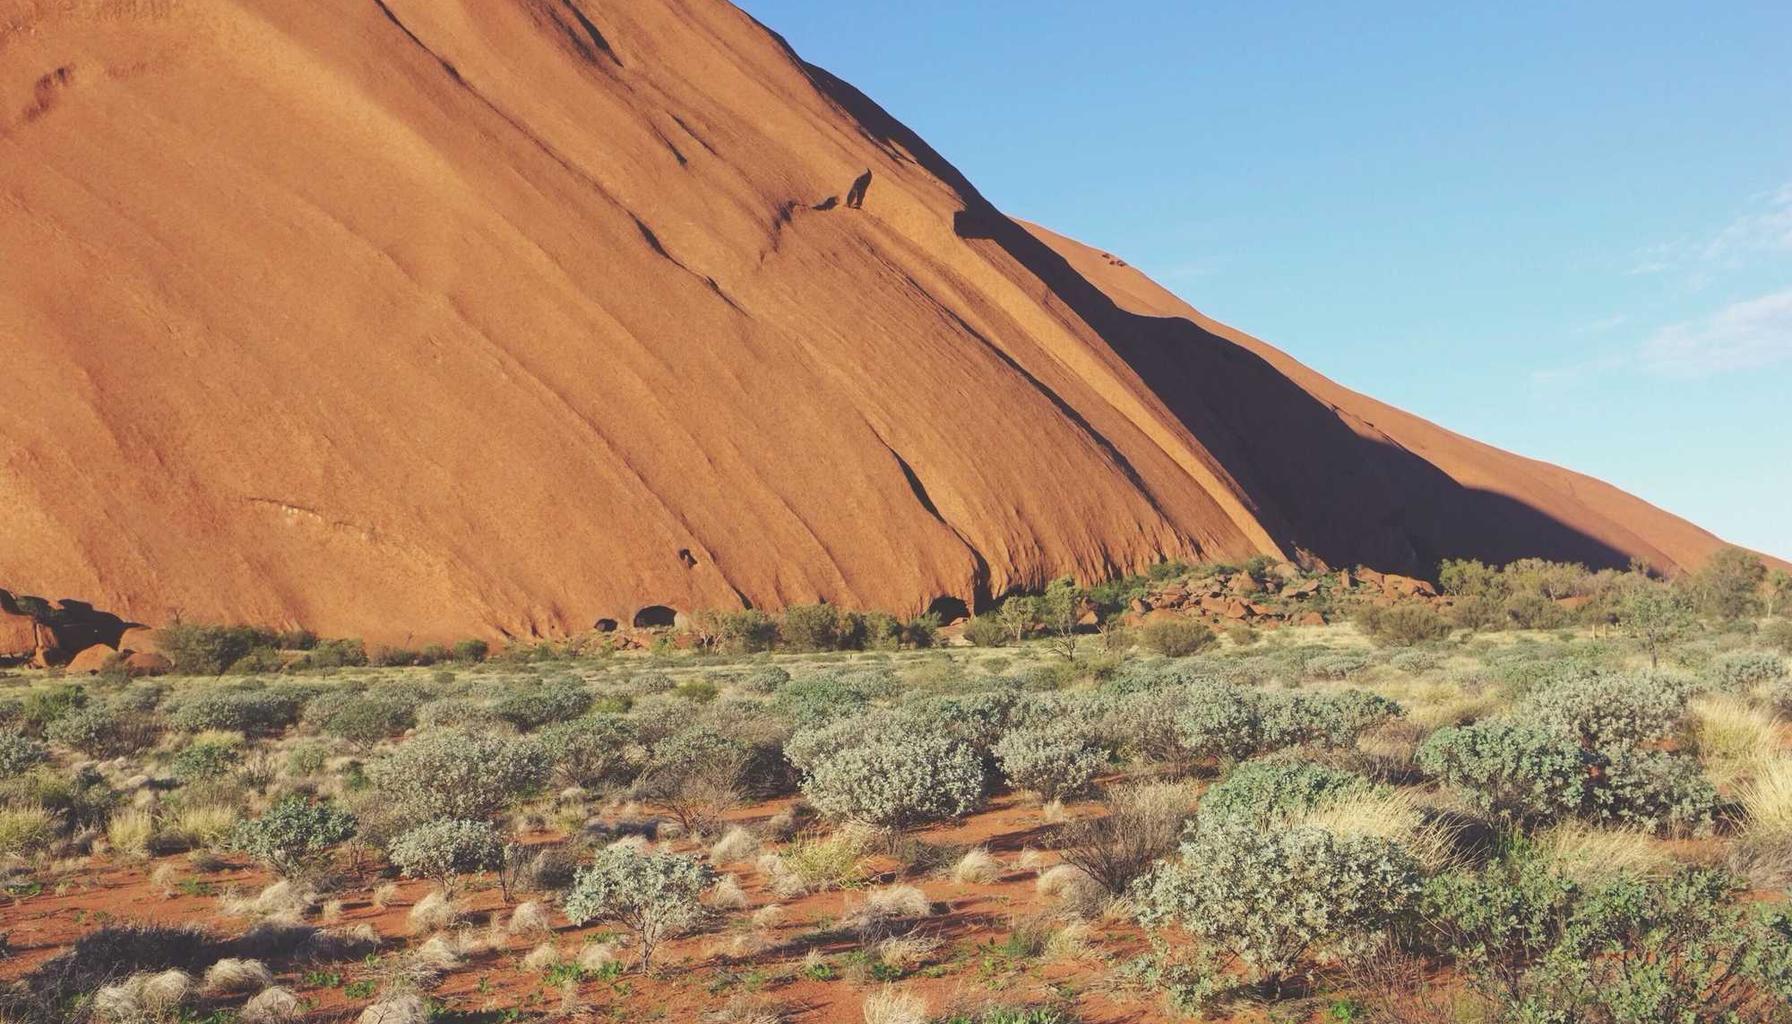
(123, 651, 173, 677)
(1298, 612, 1327, 627)
(67, 644, 119, 674)
(1, 611, 38, 662)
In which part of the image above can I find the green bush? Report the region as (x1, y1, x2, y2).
(1355, 604, 1453, 647)
(1284, 689, 1405, 749)
(386, 819, 504, 886)
(1705, 650, 1788, 691)
(1195, 757, 1370, 831)
(801, 728, 985, 829)
(1302, 652, 1371, 681)
(307, 691, 418, 745)
(45, 703, 154, 757)
(165, 688, 306, 736)
(1417, 720, 1592, 824)
(774, 669, 894, 730)
(1137, 824, 1420, 996)
(18, 685, 88, 736)
(739, 665, 790, 694)
(0, 731, 48, 778)
(779, 603, 844, 651)
(563, 846, 716, 970)
(1140, 618, 1217, 658)
(301, 638, 368, 669)
(1762, 619, 1792, 654)
(1591, 749, 1719, 835)
(452, 639, 490, 663)
(368, 730, 550, 827)
(538, 714, 638, 789)
(711, 609, 778, 653)
(992, 723, 1107, 801)
(416, 697, 506, 731)
(493, 680, 593, 731)
(1424, 857, 1792, 1022)
(1174, 682, 1301, 764)
(158, 624, 279, 675)
(1516, 671, 1691, 750)
(964, 616, 1009, 648)
(231, 796, 357, 878)
(170, 739, 241, 782)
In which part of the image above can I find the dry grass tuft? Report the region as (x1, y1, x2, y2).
(1536, 823, 1675, 884)
(201, 958, 273, 995)
(506, 899, 554, 939)
(408, 889, 461, 934)
(711, 826, 762, 865)
(861, 986, 928, 1024)
(241, 986, 303, 1024)
(1740, 757, 1792, 836)
(948, 847, 999, 885)
(1691, 697, 1783, 785)
(709, 873, 750, 911)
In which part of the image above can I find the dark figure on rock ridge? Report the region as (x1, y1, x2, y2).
(845, 169, 873, 209)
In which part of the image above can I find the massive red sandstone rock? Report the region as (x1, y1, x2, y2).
(0, 0, 1772, 644)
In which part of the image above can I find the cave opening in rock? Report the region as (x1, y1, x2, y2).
(926, 595, 970, 625)
(593, 618, 619, 633)
(632, 605, 678, 629)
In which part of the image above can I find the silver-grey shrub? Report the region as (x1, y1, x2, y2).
(993, 722, 1108, 801)
(368, 730, 549, 827)
(1417, 720, 1592, 824)
(0, 731, 47, 778)
(386, 819, 504, 887)
(801, 728, 985, 829)
(1516, 671, 1692, 750)
(1137, 823, 1420, 996)
(562, 846, 714, 970)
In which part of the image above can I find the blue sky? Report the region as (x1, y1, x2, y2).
(740, 0, 1792, 560)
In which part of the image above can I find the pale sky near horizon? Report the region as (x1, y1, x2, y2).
(740, 0, 1792, 561)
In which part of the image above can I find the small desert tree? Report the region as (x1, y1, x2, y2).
(997, 596, 1040, 645)
(1039, 578, 1086, 661)
(386, 819, 505, 891)
(562, 847, 715, 970)
(1617, 584, 1694, 668)
(231, 796, 357, 879)
(1688, 546, 1767, 622)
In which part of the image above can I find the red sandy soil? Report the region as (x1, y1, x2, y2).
(1, 795, 1214, 1023)
(0, 0, 1750, 644)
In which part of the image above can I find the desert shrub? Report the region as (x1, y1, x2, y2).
(635, 727, 751, 836)
(1138, 824, 1421, 997)
(165, 688, 305, 736)
(158, 624, 279, 675)
(368, 730, 550, 828)
(0, 731, 48, 778)
(1196, 757, 1370, 831)
(1516, 671, 1691, 750)
(231, 796, 357, 878)
(1424, 857, 1792, 1022)
(562, 846, 715, 970)
(802, 729, 985, 829)
(45, 703, 154, 756)
(1417, 720, 1593, 825)
(964, 616, 1008, 648)
(387, 819, 504, 887)
(739, 665, 790, 694)
(1590, 750, 1720, 835)
(2, 765, 115, 834)
(1285, 689, 1405, 748)
(774, 669, 894, 730)
(1449, 595, 1508, 631)
(1763, 620, 1792, 654)
(415, 697, 504, 731)
(451, 638, 489, 663)
(1174, 682, 1301, 764)
(900, 690, 1031, 755)
(1053, 782, 1196, 895)
(1140, 618, 1217, 658)
(709, 609, 777, 653)
(170, 739, 241, 782)
(307, 691, 417, 745)
(779, 603, 844, 651)
(1355, 604, 1453, 647)
(1706, 650, 1789, 691)
(538, 714, 637, 789)
(992, 723, 1107, 801)
(1303, 652, 1372, 681)
(300, 637, 368, 669)
(17, 684, 87, 736)
(494, 679, 593, 731)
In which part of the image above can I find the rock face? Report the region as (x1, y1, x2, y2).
(0, 0, 1759, 643)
